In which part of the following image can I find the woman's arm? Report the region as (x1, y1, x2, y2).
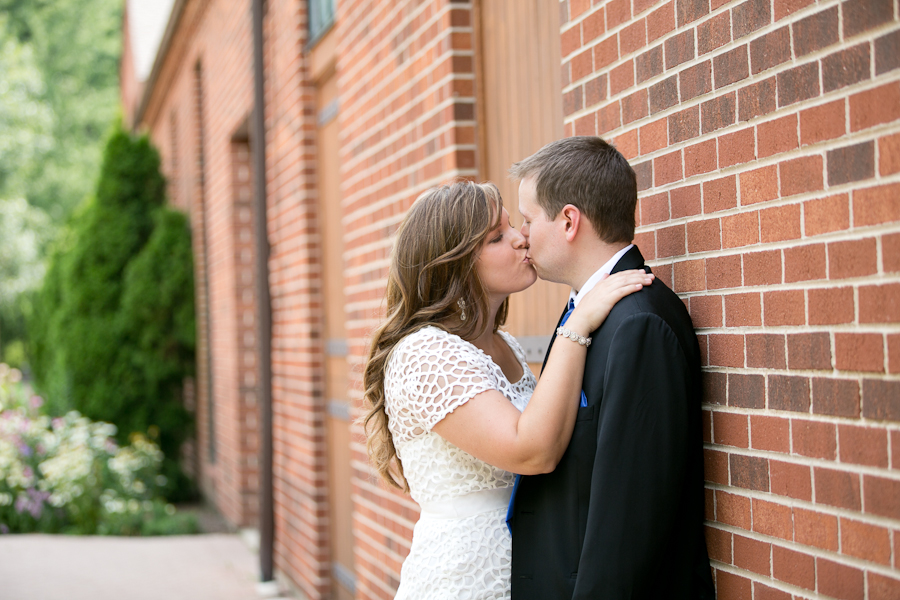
(432, 269, 653, 474)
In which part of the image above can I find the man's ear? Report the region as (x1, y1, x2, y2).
(560, 204, 581, 242)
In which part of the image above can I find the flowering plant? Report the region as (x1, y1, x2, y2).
(0, 363, 192, 535)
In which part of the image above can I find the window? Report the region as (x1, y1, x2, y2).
(309, 0, 336, 44)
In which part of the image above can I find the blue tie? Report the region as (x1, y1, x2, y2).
(506, 300, 587, 532)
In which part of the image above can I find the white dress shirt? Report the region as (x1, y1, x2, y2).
(569, 244, 635, 308)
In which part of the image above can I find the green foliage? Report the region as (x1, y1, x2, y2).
(29, 126, 196, 501)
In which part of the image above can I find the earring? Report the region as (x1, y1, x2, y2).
(457, 298, 467, 321)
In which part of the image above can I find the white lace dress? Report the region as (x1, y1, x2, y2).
(385, 326, 536, 600)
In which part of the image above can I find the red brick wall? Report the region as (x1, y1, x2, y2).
(335, 1, 479, 598)
(560, 0, 900, 597)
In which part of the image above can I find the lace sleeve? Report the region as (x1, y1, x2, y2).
(388, 328, 495, 432)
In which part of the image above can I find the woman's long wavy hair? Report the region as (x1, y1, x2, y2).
(362, 181, 509, 491)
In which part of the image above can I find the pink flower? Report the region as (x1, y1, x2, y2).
(29, 396, 43, 410)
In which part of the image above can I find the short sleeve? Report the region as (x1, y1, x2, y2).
(387, 328, 495, 432)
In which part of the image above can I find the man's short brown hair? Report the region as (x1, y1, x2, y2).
(510, 136, 637, 244)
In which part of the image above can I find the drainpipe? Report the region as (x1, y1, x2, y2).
(252, 0, 275, 584)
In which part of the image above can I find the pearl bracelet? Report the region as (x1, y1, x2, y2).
(556, 326, 592, 347)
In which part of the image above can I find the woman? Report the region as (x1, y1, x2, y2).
(363, 181, 653, 599)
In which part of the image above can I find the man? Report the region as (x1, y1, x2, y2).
(506, 137, 715, 599)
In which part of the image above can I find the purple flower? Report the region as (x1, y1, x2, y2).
(15, 489, 49, 519)
(18, 444, 32, 458)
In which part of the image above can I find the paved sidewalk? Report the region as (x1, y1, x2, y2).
(0, 533, 267, 600)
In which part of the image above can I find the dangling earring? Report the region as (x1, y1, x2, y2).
(457, 298, 467, 321)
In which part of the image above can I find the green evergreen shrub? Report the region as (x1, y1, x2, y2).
(28, 124, 196, 501)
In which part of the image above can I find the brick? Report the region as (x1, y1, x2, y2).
(775, 0, 814, 19)
(793, 7, 839, 57)
(793, 507, 838, 551)
(754, 499, 792, 540)
(829, 238, 877, 279)
(714, 411, 749, 447)
(669, 107, 699, 143)
(709, 333, 744, 367)
(733, 534, 770, 575)
(763, 289, 804, 325)
(687, 218, 721, 252)
(639, 119, 667, 154)
(622, 89, 649, 124)
(563, 87, 584, 117)
(750, 26, 790, 74)
(613, 129, 639, 160)
(656, 223, 685, 257)
(561, 26, 581, 58)
(804, 193, 849, 236)
(570, 48, 594, 81)
(570, 0, 594, 19)
(875, 29, 900, 75)
(640, 192, 669, 226)
(854, 183, 900, 226)
(729, 373, 765, 408)
(715, 570, 751, 600)
(815, 467, 861, 510)
(706, 254, 741, 290)
(594, 35, 619, 70)
(787, 332, 831, 369)
(757, 114, 798, 158)
(835, 333, 884, 373)
(780, 155, 823, 197)
(760, 204, 801, 242)
(704, 372, 727, 405)
(738, 166, 778, 205)
(860, 283, 900, 323)
(750, 414, 789, 452)
(812, 377, 860, 418)
(843, 0, 894, 37)
(784, 244, 825, 283)
(703, 175, 737, 213)
(649, 75, 679, 114)
(701, 93, 735, 134)
(743, 250, 781, 286)
(850, 83, 900, 132)
(841, 518, 891, 564)
(879, 132, 900, 175)
(792, 419, 836, 459)
(597, 104, 621, 135)
(827, 141, 875, 186)
(800, 100, 846, 146)
(722, 211, 759, 248)
(691, 294, 723, 327)
(889, 333, 900, 373)
(817, 557, 864, 600)
(648, 2, 676, 42)
(670, 184, 701, 218)
(733, 0, 771, 39)
(769, 374, 810, 412)
(664, 30, 693, 70)
(680, 61, 711, 102)
(582, 10, 606, 43)
(731, 454, 769, 491)
(718, 128, 755, 168)
(869, 573, 900, 600)
(716, 489, 751, 529)
(620, 20, 647, 55)
(575, 112, 598, 135)
(673, 258, 705, 292)
(770, 460, 811, 500)
(823, 43, 871, 93)
(611, 61, 636, 96)
(704, 449, 729, 484)
(840, 424, 888, 468)
(698, 11, 731, 55)
(705, 525, 731, 563)
(753, 582, 790, 600)
(808, 286, 854, 325)
(701, 408, 713, 440)
(738, 77, 775, 122)
(862, 379, 900, 421)
(714, 45, 750, 88)
(777, 62, 820, 107)
(684, 140, 717, 177)
(746, 334, 786, 369)
(886, 233, 900, 272)
(636, 46, 663, 83)
(677, 0, 710, 26)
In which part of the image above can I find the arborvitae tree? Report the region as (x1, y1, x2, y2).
(30, 125, 196, 500)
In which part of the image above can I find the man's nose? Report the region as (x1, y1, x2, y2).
(512, 227, 528, 248)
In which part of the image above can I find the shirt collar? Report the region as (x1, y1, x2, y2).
(569, 244, 634, 308)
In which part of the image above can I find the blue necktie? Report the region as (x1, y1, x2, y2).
(507, 300, 588, 532)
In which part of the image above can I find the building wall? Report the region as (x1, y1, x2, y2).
(558, 0, 900, 597)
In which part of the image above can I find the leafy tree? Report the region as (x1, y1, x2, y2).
(30, 126, 196, 500)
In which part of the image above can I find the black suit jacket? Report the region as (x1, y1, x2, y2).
(509, 246, 715, 599)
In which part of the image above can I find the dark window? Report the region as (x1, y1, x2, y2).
(309, 0, 336, 44)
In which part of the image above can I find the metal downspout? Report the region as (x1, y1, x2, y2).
(252, 0, 275, 584)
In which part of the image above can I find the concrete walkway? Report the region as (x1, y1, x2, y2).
(0, 533, 272, 600)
